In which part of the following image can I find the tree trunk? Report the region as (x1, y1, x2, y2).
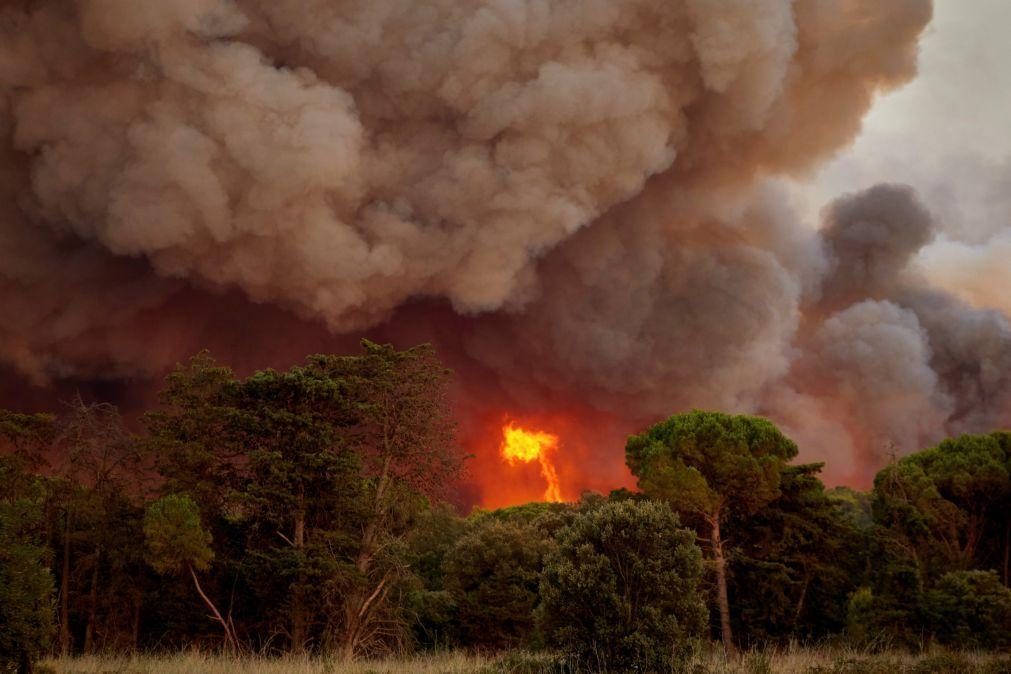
(339, 570, 392, 660)
(911, 546, 925, 593)
(339, 541, 377, 660)
(339, 596, 363, 661)
(339, 454, 393, 660)
(962, 512, 982, 568)
(793, 571, 811, 628)
(83, 547, 101, 654)
(131, 593, 142, 652)
(188, 564, 238, 654)
(709, 512, 736, 658)
(59, 509, 72, 656)
(1004, 518, 1009, 587)
(17, 650, 33, 674)
(290, 491, 307, 654)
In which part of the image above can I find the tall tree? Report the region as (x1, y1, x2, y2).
(50, 399, 144, 654)
(305, 341, 464, 658)
(143, 355, 253, 651)
(236, 365, 361, 653)
(726, 464, 866, 644)
(625, 410, 798, 655)
(847, 431, 1011, 650)
(0, 453, 55, 674)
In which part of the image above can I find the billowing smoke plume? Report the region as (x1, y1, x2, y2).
(2, 0, 1006, 500)
(768, 185, 1011, 482)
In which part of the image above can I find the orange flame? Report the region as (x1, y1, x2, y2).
(500, 423, 563, 502)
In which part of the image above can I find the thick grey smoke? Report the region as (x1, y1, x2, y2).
(3, 0, 1006, 496)
(818, 184, 935, 308)
(769, 185, 1011, 481)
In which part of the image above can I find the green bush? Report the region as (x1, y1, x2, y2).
(538, 499, 706, 672)
(922, 571, 1011, 650)
(848, 570, 1011, 653)
(443, 518, 550, 649)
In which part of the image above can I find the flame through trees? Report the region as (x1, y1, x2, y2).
(500, 422, 564, 502)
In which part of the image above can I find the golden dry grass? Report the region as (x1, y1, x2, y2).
(42, 651, 493, 674)
(41, 647, 1011, 674)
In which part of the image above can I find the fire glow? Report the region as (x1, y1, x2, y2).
(500, 423, 563, 502)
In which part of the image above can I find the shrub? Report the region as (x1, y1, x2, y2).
(922, 570, 1011, 650)
(443, 518, 551, 650)
(538, 499, 706, 672)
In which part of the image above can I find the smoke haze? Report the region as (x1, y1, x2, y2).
(2, 0, 1007, 502)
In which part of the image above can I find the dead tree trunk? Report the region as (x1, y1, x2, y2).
(188, 564, 238, 654)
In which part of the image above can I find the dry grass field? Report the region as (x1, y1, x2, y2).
(40, 647, 1011, 674)
(43, 652, 493, 674)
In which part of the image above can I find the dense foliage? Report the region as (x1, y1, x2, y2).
(442, 518, 549, 650)
(538, 500, 706, 671)
(0, 454, 55, 674)
(626, 411, 799, 654)
(848, 431, 1011, 650)
(1, 356, 1010, 672)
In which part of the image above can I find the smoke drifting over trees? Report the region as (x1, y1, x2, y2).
(1, 0, 1008, 496)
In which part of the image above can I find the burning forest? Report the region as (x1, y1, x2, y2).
(1, 0, 1011, 669)
(2, 0, 1008, 507)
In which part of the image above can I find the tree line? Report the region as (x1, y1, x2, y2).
(1, 343, 1010, 672)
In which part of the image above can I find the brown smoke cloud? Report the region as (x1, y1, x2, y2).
(4, 0, 1006, 501)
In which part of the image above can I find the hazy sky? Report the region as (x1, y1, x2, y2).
(806, 0, 1011, 315)
(813, 0, 1011, 231)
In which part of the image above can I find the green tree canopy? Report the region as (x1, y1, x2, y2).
(144, 352, 247, 520)
(873, 431, 1011, 582)
(143, 494, 213, 576)
(0, 411, 55, 473)
(626, 411, 798, 521)
(727, 464, 867, 645)
(626, 410, 798, 653)
(236, 364, 362, 652)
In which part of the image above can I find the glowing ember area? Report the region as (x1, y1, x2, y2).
(500, 423, 563, 502)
